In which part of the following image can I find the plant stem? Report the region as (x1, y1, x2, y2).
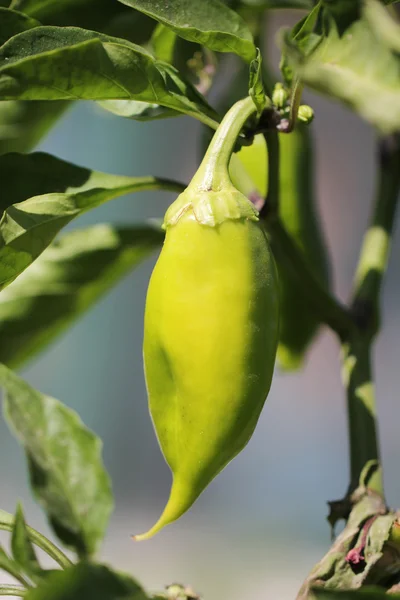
(0, 511, 73, 570)
(341, 335, 383, 495)
(260, 130, 280, 218)
(133, 177, 186, 195)
(277, 77, 304, 134)
(188, 112, 220, 131)
(193, 96, 258, 190)
(342, 134, 400, 497)
(352, 134, 400, 335)
(25, 525, 73, 570)
(288, 78, 304, 132)
(4, 571, 30, 591)
(0, 585, 26, 597)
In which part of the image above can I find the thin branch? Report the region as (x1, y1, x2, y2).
(342, 134, 400, 497)
(260, 129, 279, 219)
(26, 525, 73, 570)
(288, 79, 304, 130)
(277, 77, 304, 134)
(351, 134, 400, 335)
(189, 112, 219, 131)
(0, 515, 72, 570)
(144, 178, 186, 195)
(0, 585, 26, 597)
(341, 336, 383, 496)
(2, 571, 30, 591)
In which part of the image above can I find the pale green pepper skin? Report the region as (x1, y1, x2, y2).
(139, 199, 279, 540)
(136, 98, 279, 540)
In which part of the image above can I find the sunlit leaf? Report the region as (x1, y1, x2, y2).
(118, 0, 256, 61)
(0, 26, 217, 125)
(364, 0, 400, 53)
(151, 22, 177, 63)
(281, 2, 400, 133)
(98, 99, 177, 121)
(312, 587, 400, 599)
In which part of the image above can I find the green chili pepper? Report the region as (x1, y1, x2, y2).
(135, 97, 279, 541)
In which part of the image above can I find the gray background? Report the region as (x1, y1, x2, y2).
(1, 11, 400, 600)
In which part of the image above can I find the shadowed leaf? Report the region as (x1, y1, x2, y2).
(24, 563, 149, 600)
(0, 152, 183, 290)
(1, 364, 113, 557)
(0, 223, 164, 368)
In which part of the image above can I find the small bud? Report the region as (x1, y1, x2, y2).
(166, 584, 186, 599)
(272, 83, 288, 109)
(297, 104, 314, 124)
(165, 584, 200, 600)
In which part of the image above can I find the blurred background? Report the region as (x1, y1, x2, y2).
(1, 9, 400, 600)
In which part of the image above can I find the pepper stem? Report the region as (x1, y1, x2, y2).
(191, 96, 258, 192)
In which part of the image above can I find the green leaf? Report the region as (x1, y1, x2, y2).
(0, 583, 26, 597)
(364, 0, 400, 53)
(321, 0, 361, 32)
(280, 3, 322, 86)
(100, 26, 214, 121)
(298, 491, 397, 597)
(98, 100, 177, 121)
(9, 0, 158, 47)
(249, 48, 266, 115)
(117, 0, 256, 62)
(0, 26, 217, 126)
(312, 587, 400, 599)
(11, 504, 43, 582)
(1, 364, 113, 557)
(24, 563, 149, 600)
(9, 0, 132, 30)
(0, 151, 184, 290)
(0, 5, 155, 155)
(240, 0, 312, 7)
(0, 10, 70, 157)
(0, 223, 164, 368)
(151, 23, 177, 63)
(0, 7, 39, 45)
(0, 101, 70, 155)
(282, 2, 400, 133)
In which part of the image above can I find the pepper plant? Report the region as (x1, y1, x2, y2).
(0, 0, 399, 599)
